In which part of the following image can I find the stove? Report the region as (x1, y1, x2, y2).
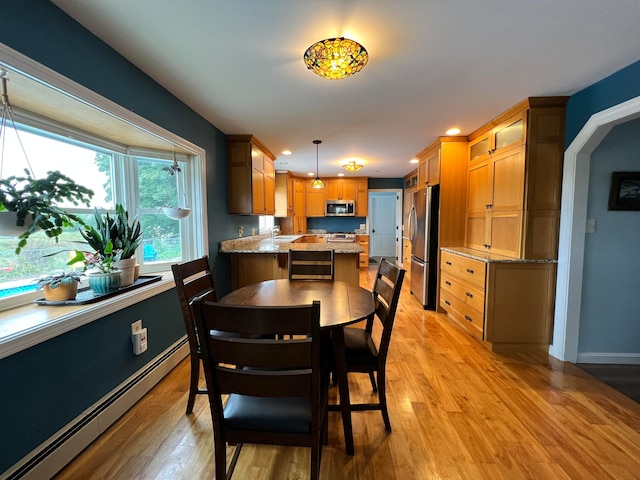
(326, 233, 357, 243)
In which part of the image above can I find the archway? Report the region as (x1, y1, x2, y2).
(551, 95, 640, 362)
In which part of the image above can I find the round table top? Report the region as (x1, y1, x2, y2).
(219, 279, 375, 329)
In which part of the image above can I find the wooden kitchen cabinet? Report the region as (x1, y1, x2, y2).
(227, 135, 276, 215)
(402, 239, 412, 282)
(464, 97, 568, 259)
(305, 179, 326, 217)
(275, 171, 293, 217)
(356, 235, 369, 268)
(417, 147, 441, 188)
(439, 249, 556, 351)
(279, 176, 307, 234)
(325, 178, 356, 200)
(356, 178, 368, 216)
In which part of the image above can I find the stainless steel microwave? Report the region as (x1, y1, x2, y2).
(325, 200, 355, 216)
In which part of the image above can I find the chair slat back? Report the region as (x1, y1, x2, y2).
(372, 259, 405, 359)
(289, 249, 335, 281)
(193, 300, 322, 401)
(171, 256, 217, 351)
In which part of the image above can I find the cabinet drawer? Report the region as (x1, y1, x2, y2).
(439, 289, 484, 340)
(440, 272, 485, 313)
(441, 251, 486, 289)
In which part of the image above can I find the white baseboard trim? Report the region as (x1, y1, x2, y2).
(577, 352, 640, 365)
(1, 337, 189, 480)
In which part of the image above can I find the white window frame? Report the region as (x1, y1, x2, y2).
(0, 43, 208, 309)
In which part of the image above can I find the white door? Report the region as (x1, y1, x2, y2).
(369, 191, 399, 262)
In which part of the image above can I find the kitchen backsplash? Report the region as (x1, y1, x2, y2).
(305, 217, 366, 232)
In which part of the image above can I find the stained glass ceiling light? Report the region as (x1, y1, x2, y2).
(303, 37, 368, 80)
(342, 160, 363, 172)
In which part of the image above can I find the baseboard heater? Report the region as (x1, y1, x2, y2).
(3, 338, 189, 480)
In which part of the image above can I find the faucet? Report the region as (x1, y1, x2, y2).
(272, 225, 280, 238)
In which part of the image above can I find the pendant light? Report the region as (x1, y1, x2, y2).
(310, 139, 325, 189)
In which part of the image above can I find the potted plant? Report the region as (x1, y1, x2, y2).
(78, 205, 142, 286)
(68, 240, 122, 295)
(0, 169, 94, 254)
(35, 271, 84, 301)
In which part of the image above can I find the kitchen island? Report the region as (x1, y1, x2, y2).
(220, 235, 363, 289)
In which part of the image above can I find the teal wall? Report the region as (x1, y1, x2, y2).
(566, 59, 640, 146)
(0, 0, 245, 473)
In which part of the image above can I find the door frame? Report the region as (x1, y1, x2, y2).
(367, 189, 402, 265)
(552, 94, 640, 362)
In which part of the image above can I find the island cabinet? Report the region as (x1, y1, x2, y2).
(305, 179, 326, 217)
(325, 178, 355, 200)
(230, 251, 360, 289)
(275, 171, 293, 217)
(227, 135, 276, 215)
(356, 234, 369, 268)
(465, 97, 568, 259)
(439, 249, 556, 352)
(356, 178, 368, 216)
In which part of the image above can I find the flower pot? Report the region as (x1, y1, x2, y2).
(0, 211, 34, 238)
(115, 258, 137, 287)
(163, 206, 191, 219)
(43, 282, 78, 301)
(88, 270, 122, 295)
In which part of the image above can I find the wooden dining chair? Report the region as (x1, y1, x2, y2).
(288, 249, 335, 281)
(339, 259, 405, 432)
(192, 300, 329, 480)
(171, 255, 217, 414)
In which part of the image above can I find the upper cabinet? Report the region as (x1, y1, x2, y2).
(417, 147, 441, 188)
(464, 97, 568, 259)
(325, 178, 356, 200)
(305, 179, 326, 217)
(275, 171, 293, 217)
(356, 178, 368, 217)
(227, 135, 276, 215)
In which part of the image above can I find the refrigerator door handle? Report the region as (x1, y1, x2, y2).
(408, 205, 416, 243)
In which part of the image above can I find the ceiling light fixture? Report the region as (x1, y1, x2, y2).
(342, 160, 364, 173)
(446, 127, 461, 135)
(303, 37, 369, 80)
(310, 139, 325, 188)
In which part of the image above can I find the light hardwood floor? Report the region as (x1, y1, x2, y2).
(55, 266, 640, 479)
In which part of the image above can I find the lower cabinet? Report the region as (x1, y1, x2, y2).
(356, 235, 369, 268)
(439, 249, 556, 351)
(230, 252, 360, 289)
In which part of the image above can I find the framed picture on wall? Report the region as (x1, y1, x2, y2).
(608, 172, 640, 210)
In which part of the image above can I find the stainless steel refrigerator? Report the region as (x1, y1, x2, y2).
(408, 185, 439, 310)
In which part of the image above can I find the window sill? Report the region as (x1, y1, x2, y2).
(0, 272, 176, 360)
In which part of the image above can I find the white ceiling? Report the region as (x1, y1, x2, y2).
(52, 0, 640, 179)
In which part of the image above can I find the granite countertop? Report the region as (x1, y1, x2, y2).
(441, 247, 557, 264)
(220, 235, 363, 254)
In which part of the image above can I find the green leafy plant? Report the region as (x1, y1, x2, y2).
(67, 240, 122, 274)
(0, 169, 95, 254)
(35, 271, 84, 290)
(78, 204, 142, 259)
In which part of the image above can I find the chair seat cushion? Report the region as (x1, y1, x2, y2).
(224, 394, 311, 433)
(343, 327, 378, 366)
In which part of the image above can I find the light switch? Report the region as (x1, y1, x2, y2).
(586, 218, 596, 234)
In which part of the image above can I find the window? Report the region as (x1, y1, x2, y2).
(0, 117, 205, 308)
(258, 215, 275, 233)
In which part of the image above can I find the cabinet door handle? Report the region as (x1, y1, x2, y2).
(466, 268, 474, 274)
(465, 292, 473, 298)
(445, 281, 451, 286)
(444, 300, 451, 306)
(464, 315, 473, 322)
(445, 261, 452, 266)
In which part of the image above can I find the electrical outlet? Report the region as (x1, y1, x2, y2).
(586, 218, 596, 234)
(131, 319, 142, 335)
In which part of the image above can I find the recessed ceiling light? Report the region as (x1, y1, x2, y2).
(446, 127, 461, 135)
(409, 158, 419, 164)
(337, 173, 345, 177)
(307, 172, 315, 176)
(282, 150, 292, 155)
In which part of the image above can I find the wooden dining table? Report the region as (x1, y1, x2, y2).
(219, 279, 375, 455)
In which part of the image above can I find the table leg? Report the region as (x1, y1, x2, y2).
(332, 327, 354, 455)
